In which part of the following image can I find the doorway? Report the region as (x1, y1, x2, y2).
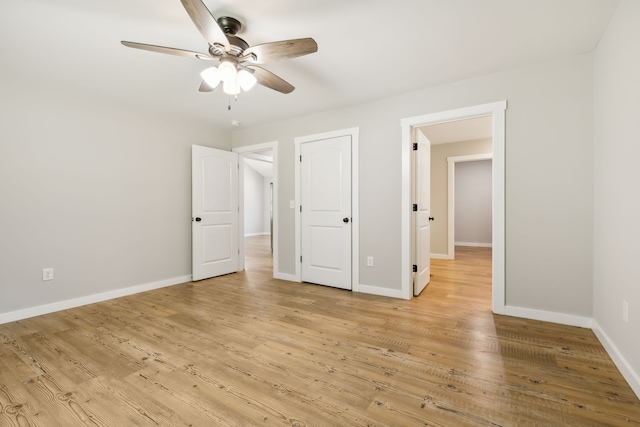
(448, 155, 492, 259)
(233, 142, 278, 277)
(411, 121, 493, 296)
(401, 101, 507, 313)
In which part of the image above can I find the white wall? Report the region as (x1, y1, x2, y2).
(455, 159, 492, 246)
(0, 67, 229, 319)
(243, 162, 266, 236)
(232, 52, 594, 317)
(593, 0, 640, 395)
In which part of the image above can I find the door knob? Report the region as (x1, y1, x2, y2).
(194, 217, 202, 222)
(343, 217, 350, 223)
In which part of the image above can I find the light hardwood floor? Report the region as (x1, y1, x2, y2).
(0, 236, 638, 426)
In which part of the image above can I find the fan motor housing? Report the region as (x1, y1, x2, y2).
(217, 16, 242, 35)
(216, 17, 248, 55)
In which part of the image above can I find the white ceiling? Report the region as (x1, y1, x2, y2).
(0, 0, 619, 128)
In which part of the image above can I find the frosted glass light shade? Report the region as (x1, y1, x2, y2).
(223, 79, 241, 95)
(200, 67, 220, 89)
(237, 69, 257, 91)
(218, 61, 237, 82)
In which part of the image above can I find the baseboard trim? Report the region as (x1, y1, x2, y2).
(0, 275, 192, 325)
(503, 305, 594, 328)
(455, 242, 492, 248)
(358, 284, 409, 300)
(244, 232, 270, 237)
(592, 321, 640, 399)
(274, 272, 298, 282)
(430, 253, 450, 260)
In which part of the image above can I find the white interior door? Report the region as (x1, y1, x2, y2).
(192, 145, 239, 281)
(414, 132, 431, 296)
(301, 136, 352, 290)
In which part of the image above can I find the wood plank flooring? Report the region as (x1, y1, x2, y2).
(1, 237, 639, 426)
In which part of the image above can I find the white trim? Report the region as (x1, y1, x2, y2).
(352, 131, 360, 292)
(447, 153, 493, 259)
(455, 242, 492, 248)
(430, 253, 450, 260)
(233, 141, 277, 154)
(233, 142, 279, 279)
(294, 127, 359, 291)
(237, 154, 245, 271)
(0, 275, 192, 325)
(503, 305, 593, 328)
(244, 232, 270, 237)
(401, 101, 507, 314)
(294, 142, 301, 280)
(357, 284, 407, 300)
(592, 321, 640, 399)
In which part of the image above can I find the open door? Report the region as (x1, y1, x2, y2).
(192, 145, 240, 281)
(414, 131, 431, 296)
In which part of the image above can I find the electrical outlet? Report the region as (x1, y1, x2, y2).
(367, 256, 374, 267)
(43, 268, 54, 281)
(622, 301, 629, 323)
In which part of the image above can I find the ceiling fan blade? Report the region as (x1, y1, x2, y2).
(121, 41, 212, 60)
(243, 38, 317, 64)
(199, 80, 215, 92)
(180, 0, 230, 51)
(249, 66, 295, 94)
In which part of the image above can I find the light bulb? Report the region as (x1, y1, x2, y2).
(200, 67, 220, 89)
(237, 69, 257, 91)
(218, 60, 237, 83)
(223, 79, 241, 95)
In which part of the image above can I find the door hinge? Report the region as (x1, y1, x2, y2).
(412, 264, 417, 273)
(300, 256, 303, 263)
(300, 205, 302, 212)
(413, 143, 418, 151)
(300, 155, 302, 162)
(412, 204, 418, 212)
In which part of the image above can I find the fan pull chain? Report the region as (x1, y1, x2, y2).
(227, 95, 239, 111)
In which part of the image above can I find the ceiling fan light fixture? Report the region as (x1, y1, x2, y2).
(122, 6, 317, 101)
(218, 60, 237, 83)
(200, 66, 221, 89)
(237, 69, 257, 91)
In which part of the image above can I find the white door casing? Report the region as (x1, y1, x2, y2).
(414, 131, 431, 296)
(192, 145, 240, 281)
(300, 135, 352, 290)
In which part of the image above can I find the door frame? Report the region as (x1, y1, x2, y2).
(233, 141, 279, 278)
(447, 153, 493, 259)
(401, 101, 506, 313)
(294, 127, 359, 290)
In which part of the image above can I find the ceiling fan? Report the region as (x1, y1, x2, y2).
(121, 0, 317, 95)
